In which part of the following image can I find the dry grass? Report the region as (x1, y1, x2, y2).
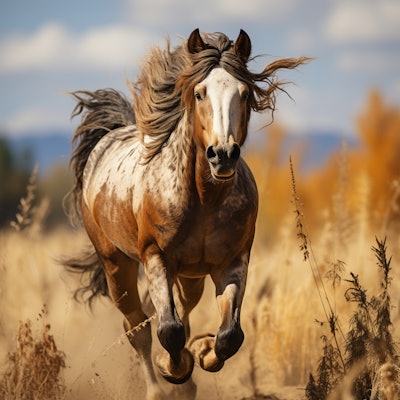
(9, 163, 39, 233)
(289, 156, 400, 399)
(1, 182, 400, 399)
(2, 165, 400, 399)
(0, 319, 66, 400)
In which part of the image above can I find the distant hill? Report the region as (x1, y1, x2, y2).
(282, 131, 359, 173)
(8, 133, 71, 174)
(6, 131, 359, 175)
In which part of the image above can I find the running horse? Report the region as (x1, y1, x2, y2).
(65, 29, 309, 399)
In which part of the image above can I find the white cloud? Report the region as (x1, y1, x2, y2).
(124, 0, 301, 27)
(394, 80, 400, 97)
(2, 106, 72, 135)
(0, 22, 158, 73)
(0, 1, 314, 75)
(325, 0, 400, 43)
(0, 23, 67, 72)
(337, 51, 400, 72)
(215, 0, 299, 20)
(287, 29, 316, 53)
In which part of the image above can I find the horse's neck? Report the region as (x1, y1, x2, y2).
(147, 114, 196, 209)
(167, 114, 195, 180)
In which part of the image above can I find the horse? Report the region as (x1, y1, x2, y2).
(64, 29, 309, 399)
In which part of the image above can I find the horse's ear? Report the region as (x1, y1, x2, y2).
(188, 28, 206, 54)
(234, 29, 251, 64)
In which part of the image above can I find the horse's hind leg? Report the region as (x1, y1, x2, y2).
(99, 252, 164, 399)
(83, 223, 163, 398)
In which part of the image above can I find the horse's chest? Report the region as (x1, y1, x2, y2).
(180, 224, 231, 260)
(169, 205, 253, 273)
(138, 166, 257, 273)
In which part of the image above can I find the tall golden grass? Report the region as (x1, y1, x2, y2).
(0, 89, 399, 399)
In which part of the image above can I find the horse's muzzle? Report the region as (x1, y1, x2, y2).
(206, 143, 241, 181)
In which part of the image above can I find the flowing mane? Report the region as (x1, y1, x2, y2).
(130, 39, 189, 162)
(130, 31, 310, 162)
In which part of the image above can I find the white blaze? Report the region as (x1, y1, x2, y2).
(201, 67, 243, 144)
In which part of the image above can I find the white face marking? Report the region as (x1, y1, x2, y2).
(195, 67, 247, 146)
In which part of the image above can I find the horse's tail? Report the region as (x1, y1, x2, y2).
(67, 88, 135, 224)
(63, 89, 135, 305)
(61, 247, 110, 306)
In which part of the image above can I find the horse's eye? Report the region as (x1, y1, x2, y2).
(242, 91, 249, 102)
(195, 92, 203, 101)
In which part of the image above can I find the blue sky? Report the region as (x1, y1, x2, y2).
(1, 0, 399, 138)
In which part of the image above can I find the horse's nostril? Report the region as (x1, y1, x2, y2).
(229, 144, 241, 161)
(206, 146, 217, 161)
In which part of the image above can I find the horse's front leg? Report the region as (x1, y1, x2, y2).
(189, 252, 249, 372)
(144, 252, 194, 384)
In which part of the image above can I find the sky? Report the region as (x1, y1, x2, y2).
(0, 0, 399, 139)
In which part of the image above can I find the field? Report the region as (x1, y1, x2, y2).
(1, 90, 400, 399)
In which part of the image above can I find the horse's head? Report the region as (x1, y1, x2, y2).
(187, 29, 252, 182)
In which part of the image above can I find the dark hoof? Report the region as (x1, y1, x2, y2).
(215, 323, 244, 361)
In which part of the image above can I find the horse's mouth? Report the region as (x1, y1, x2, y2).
(206, 144, 240, 183)
(211, 171, 235, 182)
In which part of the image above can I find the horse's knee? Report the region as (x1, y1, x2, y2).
(157, 318, 186, 363)
(215, 322, 244, 361)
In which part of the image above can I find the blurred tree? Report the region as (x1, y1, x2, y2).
(247, 89, 400, 243)
(0, 133, 72, 229)
(0, 136, 31, 227)
(0, 136, 13, 177)
(355, 90, 400, 222)
(37, 164, 72, 228)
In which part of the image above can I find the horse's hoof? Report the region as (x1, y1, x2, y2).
(155, 347, 194, 384)
(189, 334, 224, 372)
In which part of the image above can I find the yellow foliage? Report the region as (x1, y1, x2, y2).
(247, 89, 400, 243)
